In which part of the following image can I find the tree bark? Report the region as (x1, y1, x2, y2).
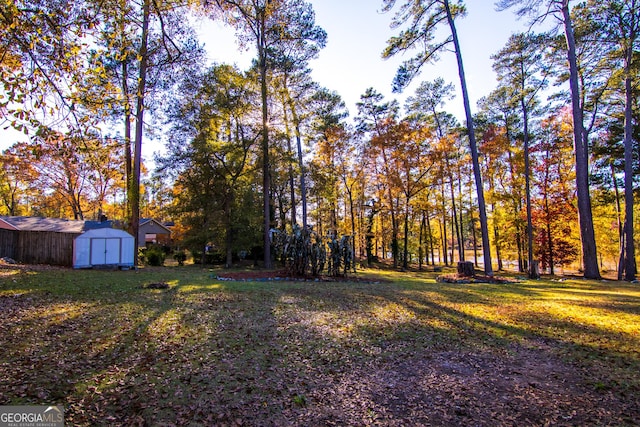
(347, 185, 357, 267)
(457, 261, 475, 277)
(623, 32, 637, 281)
(224, 192, 234, 268)
(288, 92, 308, 229)
(258, 9, 272, 268)
(130, 0, 150, 261)
(612, 164, 624, 280)
(522, 101, 537, 278)
(449, 169, 463, 262)
(440, 184, 448, 266)
(426, 210, 435, 265)
(403, 195, 410, 270)
(561, 1, 600, 279)
(281, 97, 297, 228)
(419, 211, 425, 270)
(120, 0, 132, 225)
(444, 0, 493, 275)
(543, 183, 555, 276)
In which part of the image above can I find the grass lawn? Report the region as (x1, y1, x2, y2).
(0, 264, 639, 426)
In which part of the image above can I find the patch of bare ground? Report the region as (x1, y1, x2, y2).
(285, 345, 636, 426)
(0, 261, 68, 275)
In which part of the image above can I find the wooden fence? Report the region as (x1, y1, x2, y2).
(0, 229, 80, 266)
(0, 229, 18, 260)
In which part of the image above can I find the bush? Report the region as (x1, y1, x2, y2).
(142, 245, 165, 266)
(190, 251, 227, 265)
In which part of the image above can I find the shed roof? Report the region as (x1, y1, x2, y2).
(77, 227, 133, 239)
(0, 216, 111, 233)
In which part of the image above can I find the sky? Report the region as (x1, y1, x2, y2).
(200, 0, 533, 122)
(1, 0, 533, 154)
(307, 0, 531, 120)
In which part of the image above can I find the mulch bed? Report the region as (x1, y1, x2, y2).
(214, 269, 389, 284)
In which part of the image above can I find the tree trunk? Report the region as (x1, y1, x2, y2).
(491, 199, 501, 270)
(346, 184, 357, 268)
(542, 151, 554, 276)
(277, 190, 286, 231)
(258, 13, 272, 269)
(120, 0, 132, 225)
(439, 219, 446, 265)
(506, 148, 525, 272)
(623, 40, 637, 281)
(390, 199, 399, 268)
(130, 0, 150, 261)
(281, 99, 297, 228)
(522, 101, 536, 279)
(419, 211, 425, 270)
(561, 2, 600, 279)
(426, 210, 435, 265)
(224, 192, 234, 268)
(317, 193, 323, 237)
(403, 196, 410, 270)
(440, 185, 448, 265)
(450, 208, 455, 262)
(612, 164, 624, 280)
(449, 169, 463, 262)
(122, 62, 132, 223)
(458, 174, 465, 261)
(457, 261, 475, 277)
(365, 206, 376, 265)
(290, 99, 308, 229)
(444, 0, 492, 275)
(380, 147, 399, 268)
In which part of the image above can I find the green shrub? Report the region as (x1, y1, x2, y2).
(143, 245, 165, 266)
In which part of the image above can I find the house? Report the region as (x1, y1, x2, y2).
(138, 218, 172, 247)
(0, 216, 112, 266)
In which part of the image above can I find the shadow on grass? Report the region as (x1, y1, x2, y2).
(0, 267, 638, 425)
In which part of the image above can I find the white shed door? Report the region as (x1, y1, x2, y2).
(90, 238, 121, 265)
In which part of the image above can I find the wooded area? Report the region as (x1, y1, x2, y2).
(1, 0, 638, 279)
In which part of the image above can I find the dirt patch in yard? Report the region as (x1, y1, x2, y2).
(287, 345, 637, 426)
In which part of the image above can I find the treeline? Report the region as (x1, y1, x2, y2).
(0, 0, 638, 278)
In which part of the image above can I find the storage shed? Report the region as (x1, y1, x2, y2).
(73, 228, 135, 269)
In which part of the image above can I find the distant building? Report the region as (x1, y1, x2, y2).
(139, 218, 172, 247)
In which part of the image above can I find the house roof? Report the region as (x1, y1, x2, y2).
(139, 218, 172, 234)
(83, 220, 114, 230)
(0, 216, 111, 233)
